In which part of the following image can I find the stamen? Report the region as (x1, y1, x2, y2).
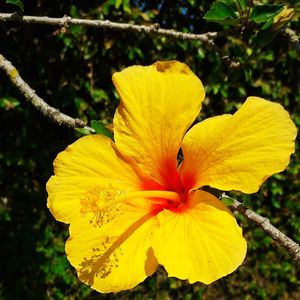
(80, 186, 123, 227)
(80, 187, 180, 227)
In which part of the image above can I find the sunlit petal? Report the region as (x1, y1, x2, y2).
(151, 190, 247, 284)
(66, 203, 158, 293)
(47, 135, 142, 223)
(180, 97, 297, 193)
(113, 61, 205, 188)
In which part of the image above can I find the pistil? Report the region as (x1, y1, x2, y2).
(120, 190, 180, 203)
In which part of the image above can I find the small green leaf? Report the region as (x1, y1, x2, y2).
(91, 120, 113, 139)
(0, 97, 20, 110)
(6, 0, 24, 11)
(245, 69, 253, 82)
(115, 0, 122, 9)
(74, 128, 92, 135)
(122, 0, 131, 13)
(70, 5, 78, 18)
(250, 4, 284, 23)
(220, 195, 235, 206)
(204, 1, 239, 25)
(91, 89, 109, 103)
(261, 18, 273, 30)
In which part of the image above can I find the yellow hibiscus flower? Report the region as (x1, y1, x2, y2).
(46, 61, 296, 293)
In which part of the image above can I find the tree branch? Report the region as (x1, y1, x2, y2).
(0, 12, 221, 43)
(1, 13, 299, 56)
(221, 193, 300, 263)
(0, 52, 92, 131)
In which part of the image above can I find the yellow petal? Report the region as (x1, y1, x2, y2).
(113, 61, 205, 188)
(46, 134, 142, 223)
(180, 97, 297, 193)
(66, 203, 158, 293)
(151, 190, 246, 284)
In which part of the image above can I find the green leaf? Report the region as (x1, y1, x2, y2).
(244, 67, 253, 82)
(242, 198, 252, 208)
(74, 128, 92, 135)
(0, 97, 20, 110)
(220, 195, 235, 206)
(219, 0, 236, 9)
(250, 4, 284, 23)
(91, 89, 109, 103)
(261, 18, 273, 30)
(237, 0, 248, 10)
(91, 120, 113, 139)
(122, 0, 131, 13)
(115, 0, 122, 9)
(253, 26, 278, 48)
(204, 1, 239, 25)
(70, 5, 78, 18)
(6, 0, 24, 11)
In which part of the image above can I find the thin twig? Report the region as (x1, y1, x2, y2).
(221, 193, 300, 263)
(0, 52, 92, 131)
(1, 13, 299, 56)
(0, 12, 221, 43)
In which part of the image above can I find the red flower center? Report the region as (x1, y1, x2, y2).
(141, 171, 195, 215)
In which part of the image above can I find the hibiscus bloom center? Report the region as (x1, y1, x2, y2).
(141, 176, 193, 214)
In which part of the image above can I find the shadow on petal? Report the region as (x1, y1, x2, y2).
(144, 247, 158, 275)
(75, 214, 154, 287)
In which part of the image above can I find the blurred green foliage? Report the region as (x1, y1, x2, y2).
(0, 0, 299, 299)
